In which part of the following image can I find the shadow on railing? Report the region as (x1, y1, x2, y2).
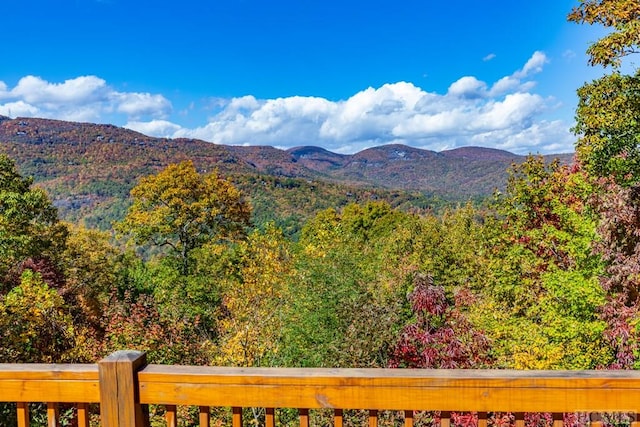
(2, 350, 640, 426)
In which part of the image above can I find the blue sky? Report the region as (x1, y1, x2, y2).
(0, 0, 611, 154)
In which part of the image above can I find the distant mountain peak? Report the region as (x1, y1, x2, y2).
(441, 146, 520, 161)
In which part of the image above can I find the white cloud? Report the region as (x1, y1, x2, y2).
(11, 75, 108, 104)
(514, 51, 548, 79)
(483, 53, 496, 62)
(0, 75, 172, 123)
(473, 93, 545, 130)
(114, 92, 171, 118)
(0, 81, 9, 99)
(0, 51, 574, 155)
(165, 51, 565, 154)
(447, 76, 487, 99)
(125, 120, 182, 137)
(0, 101, 40, 117)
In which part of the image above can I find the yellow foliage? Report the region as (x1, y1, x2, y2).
(215, 225, 293, 366)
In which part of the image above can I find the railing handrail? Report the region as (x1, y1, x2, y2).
(0, 363, 100, 403)
(138, 364, 640, 412)
(3, 351, 640, 426)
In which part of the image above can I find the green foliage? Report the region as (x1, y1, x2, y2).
(0, 154, 67, 281)
(473, 157, 610, 369)
(278, 202, 423, 367)
(235, 174, 439, 238)
(574, 71, 640, 184)
(117, 161, 251, 274)
(0, 270, 75, 363)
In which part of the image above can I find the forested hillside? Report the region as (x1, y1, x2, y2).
(1, 1, 640, 426)
(0, 116, 571, 233)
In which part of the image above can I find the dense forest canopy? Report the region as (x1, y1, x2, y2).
(1, 0, 640, 425)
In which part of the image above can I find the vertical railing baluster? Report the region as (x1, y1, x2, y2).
(265, 407, 275, 427)
(553, 413, 564, 427)
(440, 411, 451, 427)
(590, 412, 603, 427)
(77, 403, 89, 427)
(515, 412, 525, 427)
(334, 409, 343, 427)
(165, 405, 177, 427)
(199, 406, 210, 427)
(632, 413, 640, 427)
(369, 409, 378, 427)
(478, 412, 488, 427)
(299, 408, 309, 427)
(232, 407, 242, 427)
(404, 410, 414, 427)
(17, 402, 30, 427)
(47, 402, 59, 427)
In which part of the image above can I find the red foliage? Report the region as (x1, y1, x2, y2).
(6, 256, 64, 291)
(593, 181, 640, 368)
(389, 274, 491, 369)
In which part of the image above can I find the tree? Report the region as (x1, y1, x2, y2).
(0, 155, 67, 286)
(389, 273, 491, 369)
(570, 0, 640, 369)
(117, 161, 251, 275)
(0, 270, 75, 363)
(568, 0, 640, 68)
(569, 0, 640, 184)
(591, 183, 640, 368)
(573, 71, 640, 184)
(480, 157, 610, 369)
(215, 225, 293, 367)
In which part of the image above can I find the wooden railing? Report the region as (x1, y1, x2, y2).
(2, 350, 640, 426)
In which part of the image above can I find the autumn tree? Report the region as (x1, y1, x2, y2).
(389, 273, 491, 369)
(476, 157, 610, 369)
(0, 154, 67, 287)
(570, 0, 640, 184)
(215, 225, 293, 367)
(590, 183, 640, 368)
(568, 0, 640, 68)
(0, 270, 75, 363)
(570, 0, 640, 368)
(117, 161, 251, 275)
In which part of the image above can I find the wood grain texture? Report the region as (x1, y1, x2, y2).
(334, 409, 343, 427)
(369, 409, 378, 427)
(165, 405, 177, 427)
(6, 356, 640, 424)
(138, 365, 640, 412)
(98, 350, 148, 427)
(0, 365, 99, 403)
(299, 408, 309, 427)
(440, 411, 451, 427)
(404, 410, 413, 427)
(478, 411, 487, 427)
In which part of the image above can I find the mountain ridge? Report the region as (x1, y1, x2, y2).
(0, 116, 574, 231)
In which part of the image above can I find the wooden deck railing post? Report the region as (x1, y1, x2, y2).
(98, 350, 149, 427)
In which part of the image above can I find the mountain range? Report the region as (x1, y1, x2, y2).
(0, 116, 574, 232)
